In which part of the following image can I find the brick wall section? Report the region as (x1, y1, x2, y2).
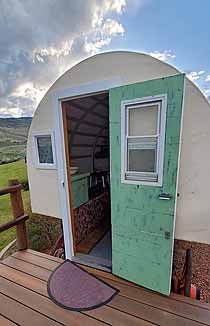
(74, 192, 110, 245)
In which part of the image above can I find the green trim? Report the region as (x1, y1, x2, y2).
(71, 173, 90, 182)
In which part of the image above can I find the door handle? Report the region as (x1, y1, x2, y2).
(158, 193, 172, 200)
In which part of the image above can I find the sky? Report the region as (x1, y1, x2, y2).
(0, 0, 210, 118)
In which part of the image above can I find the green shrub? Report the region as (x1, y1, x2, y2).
(21, 179, 29, 191)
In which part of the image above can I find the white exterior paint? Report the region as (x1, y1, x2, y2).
(27, 51, 210, 244)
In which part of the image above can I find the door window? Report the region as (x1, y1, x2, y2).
(122, 95, 167, 185)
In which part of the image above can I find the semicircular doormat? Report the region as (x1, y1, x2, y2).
(47, 260, 119, 311)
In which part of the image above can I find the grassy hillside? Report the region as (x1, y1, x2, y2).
(0, 117, 32, 164)
(0, 160, 29, 251)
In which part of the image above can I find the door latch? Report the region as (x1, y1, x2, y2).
(158, 193, 172, 200)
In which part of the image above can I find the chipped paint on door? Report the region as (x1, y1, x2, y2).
(109, 74, 185, 295)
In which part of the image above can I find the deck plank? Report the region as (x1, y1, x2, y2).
(0, 276, 107, 326)
(0, 250, 210, 326)
(2, 256, 208, 325)
(21, 250, 210, 311)
(81, 264, 210, 311)
(1, 253, 209, 325)
(86, 305, 156, 326)
(26, 248, 64, 263)
(110, 295, 204, 326)
(0, 263, 48, 296)
(6, 251, 210, 325)
(12, 251, 58, 270)
(0, 262, 155, 326)
(0, 314, 17, 326)
(3, 256, 49, 281)
(99, 277, 210, 325)
(0, 292, 62, 326)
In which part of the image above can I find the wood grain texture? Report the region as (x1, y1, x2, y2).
(4, 179, 28, 250)
(3, 256, 50, 281)
(0, 314, 17, 326)
(12, 250, 58, 271)
(109, 74, 185, 294)
(0, 184, 22, 196)
(1, 250, 209, 326)
(0, 214, 28, 232)
(10, 249, 210, 310)
(0, 258, 154, 325)
(0, 292, 62, 326)
(0, 276, 105, 326)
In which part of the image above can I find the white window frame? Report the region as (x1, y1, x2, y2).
(51, 78, 122, 260)
(32, 131, 57, 169)
(121, 94, 167, 186)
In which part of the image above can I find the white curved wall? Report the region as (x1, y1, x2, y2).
(176, 80, 210, 243)
(27, 51, 210, 243)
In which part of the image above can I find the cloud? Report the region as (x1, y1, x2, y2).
(149, 50, 176, 62)
(203, 88, 210, 98)
(186, 70, 205, 82)
(0, 0, 127, 118)
(84, 18, 124, 53)
(205, 75, 210, 82)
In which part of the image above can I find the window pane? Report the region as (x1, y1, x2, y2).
(128, 148, 156, 173)
(128, 104, 158, 136)
(37, 136, 53, 164)
(127, 137, 157, 173)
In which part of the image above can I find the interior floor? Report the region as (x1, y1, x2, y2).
(90, 230, 112, 261)
(73, 230, 112, 271)
(76, 222, 110, 254)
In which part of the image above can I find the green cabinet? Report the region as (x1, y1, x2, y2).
(71, 173, 89, 208)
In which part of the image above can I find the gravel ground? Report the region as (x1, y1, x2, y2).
(173, 239, 210, 303)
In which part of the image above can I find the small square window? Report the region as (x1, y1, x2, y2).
(121, 95, 167, 186)
(33, 132, 56, 169)
(37, 136, 53, 164)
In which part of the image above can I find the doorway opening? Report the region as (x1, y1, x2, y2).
(62, 92, 111, 271)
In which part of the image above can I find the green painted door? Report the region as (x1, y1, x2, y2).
(109, 74, 185, 295)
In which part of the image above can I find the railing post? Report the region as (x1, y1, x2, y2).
(8, 179, 28, 250)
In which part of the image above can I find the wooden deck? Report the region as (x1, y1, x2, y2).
(0, 250, 210, 325)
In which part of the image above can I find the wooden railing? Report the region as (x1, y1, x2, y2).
(0, 179, 29, 250)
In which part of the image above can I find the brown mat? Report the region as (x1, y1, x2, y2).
(47, 260, 119, 311)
